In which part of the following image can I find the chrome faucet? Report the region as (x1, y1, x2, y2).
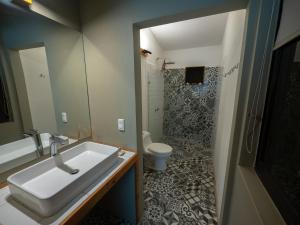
(49, 135, 69, 157)
(49, 134, 79, 175)
(24, 129, 43, 157)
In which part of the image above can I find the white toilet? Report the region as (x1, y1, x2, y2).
(142, 131, 173, 171)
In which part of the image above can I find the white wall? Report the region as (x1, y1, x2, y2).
(19, 47, 57, 133)
(140, 29, 164, 66)
(140, 29, 164, 133)
(164, 45, 222, 68)
(213, 9, 246, 217)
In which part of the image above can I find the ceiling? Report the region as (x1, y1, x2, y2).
(150, 12, 228, 51)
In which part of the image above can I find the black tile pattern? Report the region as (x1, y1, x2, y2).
(141, 137, 218, 225)
(163, 68, 221, 148)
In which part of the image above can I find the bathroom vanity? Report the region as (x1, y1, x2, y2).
(0, 140, 138, 225)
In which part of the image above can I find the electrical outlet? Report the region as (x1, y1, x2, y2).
(62, 112, 68, 123)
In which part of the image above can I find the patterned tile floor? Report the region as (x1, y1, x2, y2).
(81, 137, 217, 225)
(140, 136, 217, 225)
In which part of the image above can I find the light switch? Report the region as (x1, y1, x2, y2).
(62, 112, 68, 123)
(118, 119, 125, 132)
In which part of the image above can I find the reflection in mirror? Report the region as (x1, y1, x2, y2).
(0, 4, 91, 179)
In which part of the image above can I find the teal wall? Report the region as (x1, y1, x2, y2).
(100, 167, 136, 223)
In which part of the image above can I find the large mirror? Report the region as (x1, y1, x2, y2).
(0, 3, 91, 180)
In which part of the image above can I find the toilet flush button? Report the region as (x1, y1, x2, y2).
(118, 119, 125, 132)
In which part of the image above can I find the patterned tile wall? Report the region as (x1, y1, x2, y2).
(163, 67, 221, 148)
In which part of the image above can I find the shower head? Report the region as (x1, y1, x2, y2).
(162, 59, 175, 71)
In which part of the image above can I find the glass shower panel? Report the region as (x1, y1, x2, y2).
(147, 63, 164, 142)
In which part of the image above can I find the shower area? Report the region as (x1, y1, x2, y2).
(163, 67, 220, 148)
(139, 15, 223, 224)
(141, 60, 221, 224)
(141, 45, 221, 150)
(139, 9, 246, 225)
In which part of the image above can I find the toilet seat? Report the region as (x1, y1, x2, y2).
(147, 143, 172, 156)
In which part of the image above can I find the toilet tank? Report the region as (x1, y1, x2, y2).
(142, 131, 152, 149)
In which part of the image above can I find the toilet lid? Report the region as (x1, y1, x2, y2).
(147, 143, 172, 155)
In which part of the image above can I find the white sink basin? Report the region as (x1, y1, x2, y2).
(7, 141, 119, 217)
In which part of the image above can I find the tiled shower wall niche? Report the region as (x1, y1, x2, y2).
(163, 67, 221, 148)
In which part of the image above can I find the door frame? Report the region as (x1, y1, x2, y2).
(132, 5, 249, 224)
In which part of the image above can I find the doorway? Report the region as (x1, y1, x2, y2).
(138, 9, 246, 225)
